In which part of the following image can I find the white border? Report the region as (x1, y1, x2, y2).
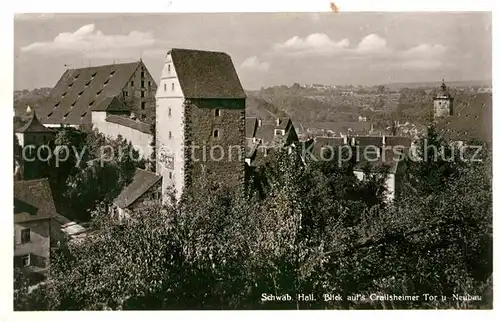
(2, 1, 498, 321)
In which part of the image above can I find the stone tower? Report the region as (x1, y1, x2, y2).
(433, 79, 454, 118)
(155, 48, 246, 201)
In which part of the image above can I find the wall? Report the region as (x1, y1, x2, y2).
(14, 220, 50, 268)
(434, 97, 453, 117)
(185, 99, 246, 193)
(155, 52, 185, 202)
(92, 111, 153, 159)
(121, 61, 157, 124)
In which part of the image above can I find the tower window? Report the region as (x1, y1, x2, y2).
(131, 81, 134, 87)
(168, 64, 171, 74)
(169, 172, 172, 179)
(21, 228, 31, 243)
(141, 91, 145, 98)
(123, 91, 128, 97)
(141, 102, 146, 110)
(22, 254, 30, 267)
(141, 71, 145, 78)
(168, 107, 171, 117)
(214, 109, 221, 117)
(148, 81, 151, 88)
(164, 84, 167, 92)
(141, 80, 145, 88)
(213, 129, 220, 138)
(171, 83, 175, 91)
(169, 131, 172, 139)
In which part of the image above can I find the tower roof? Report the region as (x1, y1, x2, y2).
(170, 48, 246, 99)
(15, 110, 53, 133)
(436, 79, 452, 98)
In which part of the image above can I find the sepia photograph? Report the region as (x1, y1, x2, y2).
(12, 10, 492, 310)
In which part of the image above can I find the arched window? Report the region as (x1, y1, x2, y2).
(213, 129, 220, 138)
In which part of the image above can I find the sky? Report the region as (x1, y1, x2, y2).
(14, 12, 492, 90)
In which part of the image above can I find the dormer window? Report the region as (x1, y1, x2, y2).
(81, 112, 87, 118)
(74, 74, 80, 79)
(214, 109, 221, 117)
(89, 100, 95, 106)
(85, 80, 91, 86)
(47, 112, 53, 118)
(55, 102, 60, 108)
(91, 72, 97, 78)
(97, 89, 102, 95)
(274, 129, 285, 136)
(68, 83, 73, 88)
(61, 92, 67, 98)
(71, 101, 76, 108)
(78, 91, 84, 96)
(63, 112, 70, 118)
(110, 70, 115, 76)
(104, 79, 110, 85)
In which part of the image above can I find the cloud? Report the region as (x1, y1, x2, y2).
(240, 56, 270, 72)
(271, 32, 448, 70)
(20, 24, 160, 59)
(273, 33, 350, 56)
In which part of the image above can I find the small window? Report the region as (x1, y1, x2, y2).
(141, 91, 145, 98)
(21, 228, 30, 243)
(141, 71, 145, 78)
(169, 131, 172, 139)
(55, 102, 60, 108)
(47, 112, 53, 117)
(63, 112, 70, 118)
(274, 129, 285, 136)
(168, 107, 171, 117)
(89, 100, 95, 106)
(214, 109, 221, 117)
(141, 80, 145, 88)
(78, 90, 84, 96)
(61, 92, 67, 98)
(141, 102, 146, 110)
(110, 70, 115, 76)
(22, 254, 30, 267)
(74, 74, 80, 79)
(104, 79, 109, 85)
(123, 91, 128, 97)
(91, 72, 97, 78)
(81, 112, 87, 118)
(213, 129, 220, 138)
(164, 84, 167, 92)
(85, 80, 91, 86)
(131, 81, 134, 87)
(169, 172, 172, 179)
(148, 81, 152, 88)
(71, 101, 76, 107)
(68, 83, 73, 88)
(167, 64, 171, 73)
(97, 89, 102, 95)
(171, 83, 175, 91)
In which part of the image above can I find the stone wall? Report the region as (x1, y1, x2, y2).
(184, 99, 246, 193)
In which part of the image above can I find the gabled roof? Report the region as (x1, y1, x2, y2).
(14, 178, 57, 222)
(353, 149, 407, 174)
(93, 96, 130, 112)
(15, 111, 52, 133)
(114, 168, 162, 209)
(385, 136, 412, 148)
(39, 61, 141, 125)
(170, 48, 246, 99)
(352, 136, 384, 147)
(105, 115, 153, 135)
(311, 136, 348, 158)
(245, 117, 258, 138)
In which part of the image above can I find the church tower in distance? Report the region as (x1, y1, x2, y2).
(433, 79, 454, 119)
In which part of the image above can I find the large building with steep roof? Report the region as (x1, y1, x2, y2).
(39, 60, 157, 127)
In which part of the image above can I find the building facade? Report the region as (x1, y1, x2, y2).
(433, 80, 454, 118)
(155, 48, 246, 201)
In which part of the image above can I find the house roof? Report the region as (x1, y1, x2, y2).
(14, 178, 57, 222)
(352, 136, 384, 147)
(311, 136, 347, 158)
(385, 136, 412, 148)
(15, 111, 53, 133)
(39, 61, 141, 125)
(113, 168, 162, 209)
(170, 48, 246, 99)
(246, 117, 258, 138)
(93, 96, 130, 112)
(105, 115, 153, 135)
(353, 149, 407, 174)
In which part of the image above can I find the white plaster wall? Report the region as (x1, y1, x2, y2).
(156, 52, 185, 202)
(92, 111, 153, 159)
(16, 133, 24, 147)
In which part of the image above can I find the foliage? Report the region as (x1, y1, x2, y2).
(15, 129, 492, 310)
